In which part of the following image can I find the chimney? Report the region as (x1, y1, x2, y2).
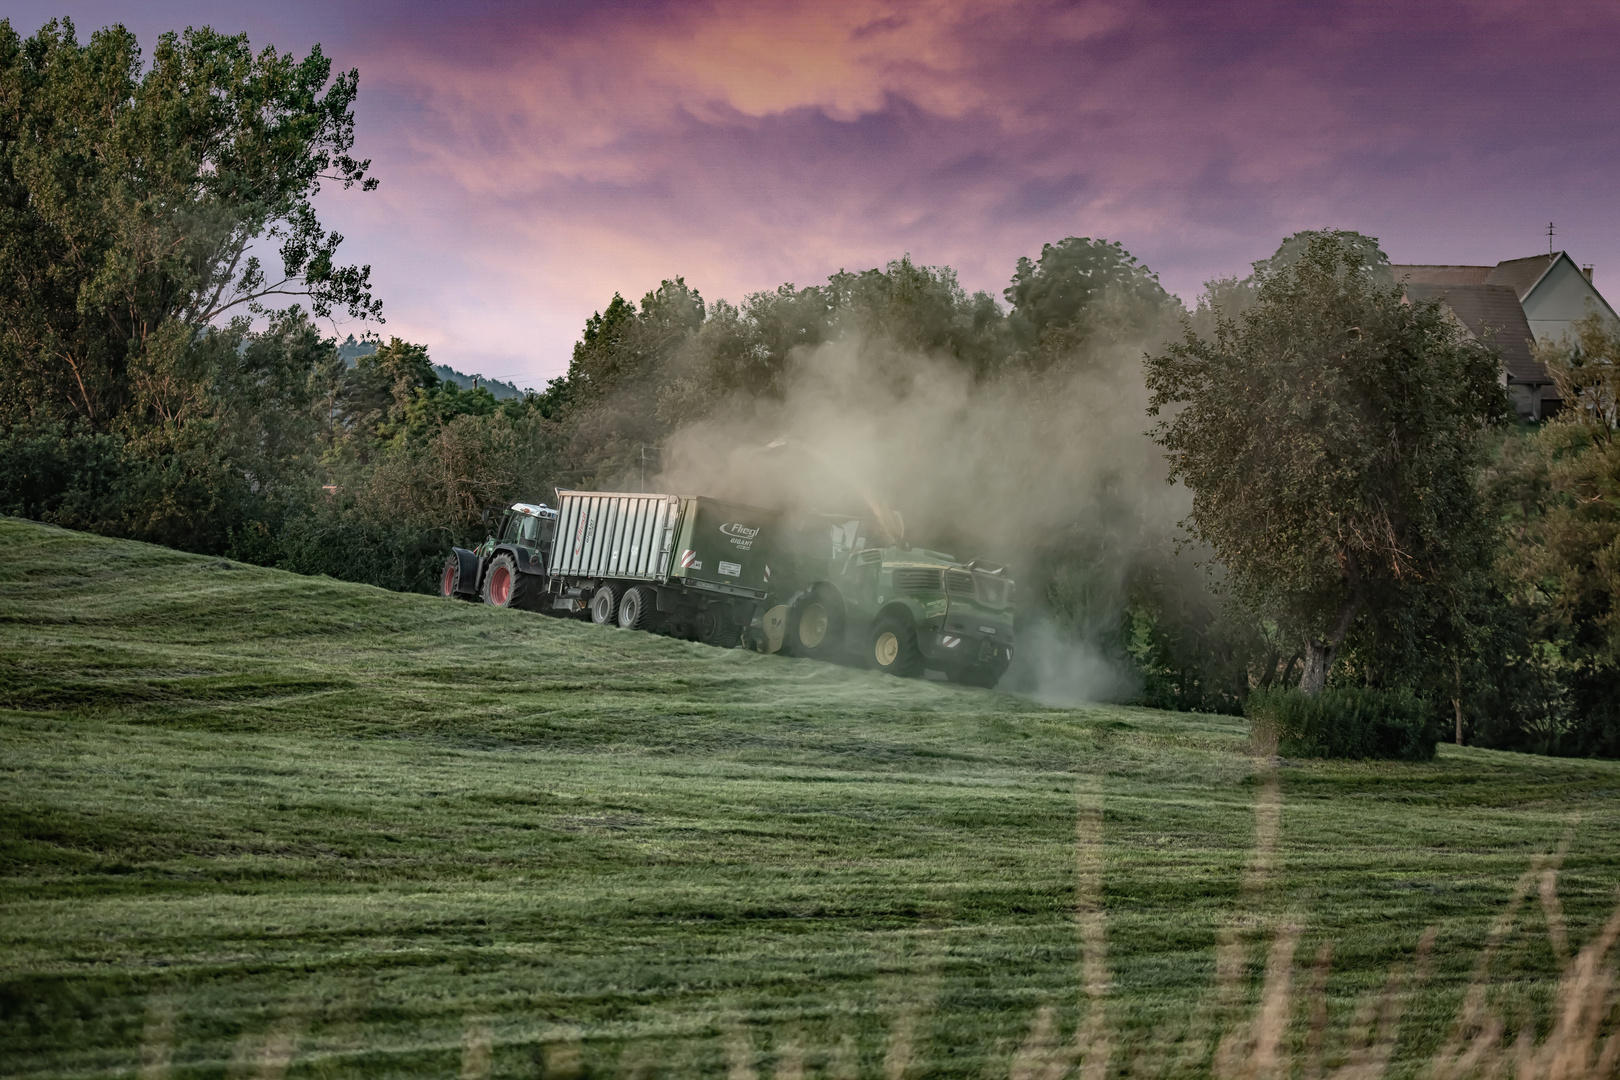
(1582, 264, 1594, 282)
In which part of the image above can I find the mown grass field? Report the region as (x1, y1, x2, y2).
(2, 516, 1618, 1079)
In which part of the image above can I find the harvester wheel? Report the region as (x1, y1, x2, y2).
(869, 614, 923, 677)
(618, 586, 656, 630)
(590, 584, 620, 625)
(785, 586, 844, 659)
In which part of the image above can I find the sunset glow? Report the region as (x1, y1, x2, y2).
(13, 0, 1619, 385)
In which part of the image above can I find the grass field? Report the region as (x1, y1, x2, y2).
(2, 516, 1618, 1079)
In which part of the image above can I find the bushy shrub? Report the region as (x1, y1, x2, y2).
(1246, 686, 1441, 761)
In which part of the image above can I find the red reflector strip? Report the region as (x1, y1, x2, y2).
(680, 549, 696, 568)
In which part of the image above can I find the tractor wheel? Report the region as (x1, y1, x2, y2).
(484, 553, 520, 608)
(617, 586, 657, 631)
(785, 586, 844, 659)
(590, 584, 621, 625)
(509, 567, 544, 611)
(869, 614, 923, 677)
(440, 555, 459, 599)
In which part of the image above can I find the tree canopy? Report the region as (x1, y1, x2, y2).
(0, 17, 379, 429)
(1145, 232, 1508, 693)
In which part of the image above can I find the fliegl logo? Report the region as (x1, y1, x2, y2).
(720, 522, 760, 551)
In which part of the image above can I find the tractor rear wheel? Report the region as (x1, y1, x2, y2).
(617, 586, 657, 630)
(484, 554, 519, 608)
(590, 584, 620, 625)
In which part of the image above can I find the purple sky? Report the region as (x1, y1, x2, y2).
(11, 1, 1620, 388)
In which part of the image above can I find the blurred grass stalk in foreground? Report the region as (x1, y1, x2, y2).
(123, 764, 1619, 1079)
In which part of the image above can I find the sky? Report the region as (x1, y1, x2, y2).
(9, 0, 1620, 388)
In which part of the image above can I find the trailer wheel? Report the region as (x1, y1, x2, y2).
(617, 586, 656, 630)
(785, 586, 844, 659)
(869, 614, 923, 677)
(706, 617, 743, 649)
(590, 584, 620, 625)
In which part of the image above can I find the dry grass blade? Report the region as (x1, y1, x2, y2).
(540, 1027, 585, 1079)
(225, 1003, 305, 1080)
(1305, 943, 1334, 1080)
(1324, 926, 1435, 1080)
(725, 1021, 759, 1080)
(1074, 774, 1111, 1080)
(137, 994, 177, 1080)
(1522, 897, 1620, 1080)
(460, 1015, 494, 1080)
(772, 1034, 806, 1080)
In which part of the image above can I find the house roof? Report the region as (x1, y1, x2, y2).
(1403, 281, 1552, 386)
(1390, 264, 1494, 285)
(1391, 255, 1562, 300)
(1484, 254, 1557, 300)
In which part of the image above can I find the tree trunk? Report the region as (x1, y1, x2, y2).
(1299, 593, 1364, 697)
(1300, 641, 1332, 695)
(1453, 697, 1464, 746)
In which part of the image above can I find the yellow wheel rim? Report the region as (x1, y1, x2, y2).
(799, 603, 828, 648)
(874, 631, 899, 667)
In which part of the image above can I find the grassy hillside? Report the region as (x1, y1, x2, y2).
(2, 517, 1617, 1079)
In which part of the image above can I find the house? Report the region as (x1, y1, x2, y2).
(1390, 252, 1619, 421)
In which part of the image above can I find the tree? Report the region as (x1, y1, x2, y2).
(1145, 232, 1508, 694)
(1005, 237, 1178, 369)
(1489, 312, 1620, 754)
(0, 18, 379, 428)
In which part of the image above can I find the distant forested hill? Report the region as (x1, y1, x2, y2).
(337, 335, 525, 400)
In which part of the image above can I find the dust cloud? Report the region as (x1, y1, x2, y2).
(651, 329, 1191, 703)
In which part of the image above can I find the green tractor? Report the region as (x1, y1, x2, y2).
(755, 512, 1016, 687)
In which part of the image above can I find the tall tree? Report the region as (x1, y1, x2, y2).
(0, 18, 379, 428)
(1005, 237, 1177, 369)
(1145, 232, 1507, 694)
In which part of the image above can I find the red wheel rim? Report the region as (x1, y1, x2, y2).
(441, 564, 456, 596)
(490, 566, 511, 606)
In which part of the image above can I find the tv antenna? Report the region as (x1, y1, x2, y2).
(1547, 221, 1556, 256)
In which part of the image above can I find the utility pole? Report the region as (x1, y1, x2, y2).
(1548, 221, 1556, 257)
